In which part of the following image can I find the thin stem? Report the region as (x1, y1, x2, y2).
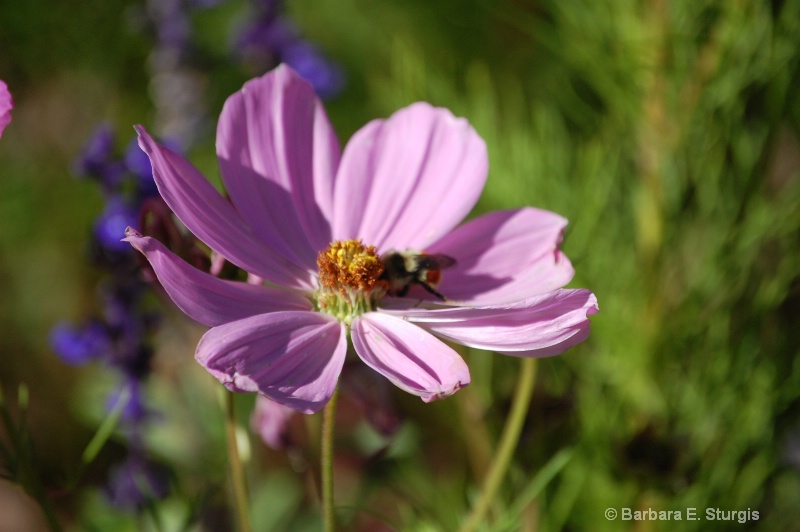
(224, 391, 251, 532)
(321, 387, 339, 532)
(457, 349, 495, 482)
(459, 358, 537, 532)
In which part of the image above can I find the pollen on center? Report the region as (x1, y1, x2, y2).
(317, 239, 384, 294)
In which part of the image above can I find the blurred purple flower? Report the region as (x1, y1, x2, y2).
(148, 0, 191, 49)
(125, 65, 598, 414)
(236, 17, 296, 54)
(124, 138, 157, 193)
(252, 0, 282, 16)
(233, 7, 344, 99)
(55, 125, 162, 427)
(189, 0, 225, 7)
(281, 40, 345, 100)
(0, 80, 12, 138)
(95, 197, 140, 252)
(72, 124, 127, 187)
(106, 455, 170, 510)
(122, 145, 151, 179)
(125, 137, 183, 199)
(107, 380, 151, 422)
(50, 321, 112, 365)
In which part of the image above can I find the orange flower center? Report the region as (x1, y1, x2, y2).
(317, 239, 384, 294)
(315, 239, 385, 324)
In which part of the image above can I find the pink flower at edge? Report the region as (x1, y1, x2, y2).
(0, 80, 13, 139)
(123, 64, 598, 414)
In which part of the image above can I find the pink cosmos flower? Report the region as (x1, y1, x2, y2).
(124, 64, 598, 414)
(0, 80, 13, 139)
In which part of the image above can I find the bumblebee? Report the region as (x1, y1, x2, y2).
(379, 250, 456, 300)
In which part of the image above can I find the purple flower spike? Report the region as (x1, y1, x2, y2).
(124, 138, 157, 194)
(282, 40, 345, 100)
(50, 321, 112, 365)
(233, 13, 344, 100)
(188, 0, 225, 8)
(95, 197, 140, 252)
(125, 64, 598, 414)
(107, 380, 150, 422)
(236, 18, 297, 55)
(72, 124, 127, 187)
(125, 136, 182, 198)
(106, 455, 170, 510)
(0, 80, 12, 139)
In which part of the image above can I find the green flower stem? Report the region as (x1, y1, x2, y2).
(458, 381, 494, 481)
(459, 357, 537, 532)
(321, 387, 339, 532)
(224, 391, 251, 532)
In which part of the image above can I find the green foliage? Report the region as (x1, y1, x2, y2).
(304, 0, 800, 528)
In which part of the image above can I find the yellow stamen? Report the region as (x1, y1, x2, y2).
(317, 239, 384, 294)
(315, 239, 385, 324)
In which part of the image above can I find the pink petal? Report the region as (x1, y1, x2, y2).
(196, 312, 346, 414)
(217, 65, 340, 270)
(351, 312, 470, 402)
(209, 250, 226, 277)
(333, 103, 488, 250)
(387, 289, 598, 358)
(0, 80, 13, 139)
(427, 208, 575, 304)
(135, 126, 314, 290)
(251, 396, 296, 450)
(124, 228, 312, 327)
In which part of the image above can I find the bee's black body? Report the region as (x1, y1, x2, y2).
(379, 250, 456, 300)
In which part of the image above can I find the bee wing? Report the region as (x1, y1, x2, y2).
(419, 253, 457, 269)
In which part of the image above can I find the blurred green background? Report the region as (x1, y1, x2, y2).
(2, 0, 800, 530)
